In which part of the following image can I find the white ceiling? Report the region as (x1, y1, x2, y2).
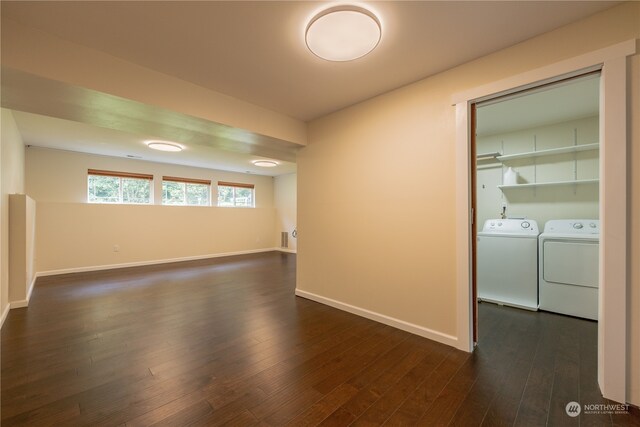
(2, 1, 616, 121)
(476, 74, 600, 136)
(1, 1, 616, 176)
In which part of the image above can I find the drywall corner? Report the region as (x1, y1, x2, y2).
(9, 194, 36, 305)
(274, 173, 297, 251)
(1, 108, 26, 324)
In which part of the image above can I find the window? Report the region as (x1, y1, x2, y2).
(88, 169, 153, 204)
(162, 176, 211, 206)
(217, 181, 255, 207)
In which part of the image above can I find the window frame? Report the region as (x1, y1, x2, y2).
(87, 169, 153, 205)
(217, 181, 255, 208)
(162, 175, 212, 206)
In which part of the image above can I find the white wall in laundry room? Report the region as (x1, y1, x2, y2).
(476, 115, 599, 229)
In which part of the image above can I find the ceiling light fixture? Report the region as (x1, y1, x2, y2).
(253, 160, 278, 168)
(305, 5, 381, 62)
(146, 141, 183, 152)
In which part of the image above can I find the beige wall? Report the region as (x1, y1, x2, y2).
(298, 2, 640, 404)
(35, 202, 275, 273)
(26, 147, 274, 208)
(26, 147, 277, 273)
(1, 109, 26, 319)
(274, 173, 297, 251)
(477, 116, 599, 228)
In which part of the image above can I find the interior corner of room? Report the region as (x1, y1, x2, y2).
(1, 1, 639, 423)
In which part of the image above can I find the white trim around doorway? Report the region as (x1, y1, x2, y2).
(453, 39, 636, 404)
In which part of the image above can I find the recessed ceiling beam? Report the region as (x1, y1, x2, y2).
(1, 68, 300, 162)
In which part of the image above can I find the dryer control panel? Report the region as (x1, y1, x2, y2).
(543, 219, 600, 235)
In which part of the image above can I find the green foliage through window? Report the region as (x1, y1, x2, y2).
(88, 175, 151, 204)
(162, 181, 210, 206)
(217, 185, 254, 207)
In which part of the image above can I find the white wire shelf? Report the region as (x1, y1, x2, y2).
(498, 179, 599, 190)
(496, 143, 599, 162)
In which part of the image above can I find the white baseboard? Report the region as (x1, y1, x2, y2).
(36, 248, 282, 277)
(5, 275, 38, 313)
(0, 303, 10, 328)
(277, 248, 297, 254)
(11, 299, 29, 309)
(295, 289, 458, 348)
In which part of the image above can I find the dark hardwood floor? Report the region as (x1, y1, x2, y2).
(2, 251, 639, 426)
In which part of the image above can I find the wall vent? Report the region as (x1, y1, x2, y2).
(280, 232, 289, 248)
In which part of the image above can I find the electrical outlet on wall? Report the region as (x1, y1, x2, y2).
(113, 245, 120, 252)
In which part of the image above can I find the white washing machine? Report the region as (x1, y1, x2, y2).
(477, 219, 539, 310)
(539, 219, 599, 320)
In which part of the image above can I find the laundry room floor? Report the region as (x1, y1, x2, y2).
(476, 301, 639, 426)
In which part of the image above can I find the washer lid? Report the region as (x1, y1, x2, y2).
(481, 218, 539, 235)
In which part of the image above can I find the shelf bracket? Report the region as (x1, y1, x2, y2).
(533, 135, 537, 197)
(573, 128, 578, 195)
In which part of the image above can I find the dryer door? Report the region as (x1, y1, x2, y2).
(542, 240, 599, 288)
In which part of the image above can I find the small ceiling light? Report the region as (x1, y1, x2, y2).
(306, 5, 381, 62)
(146, 141, 183, 152)
(253, 160, 278, 168)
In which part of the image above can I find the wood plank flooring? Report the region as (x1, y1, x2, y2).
(2, 251, 639, 426)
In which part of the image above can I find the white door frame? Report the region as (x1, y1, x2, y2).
(453, 39, 635, 404)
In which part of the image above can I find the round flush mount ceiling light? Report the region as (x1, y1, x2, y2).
(305, 5, 381, 62)
(252, 160, 278, 168)
(146, 141, 183, 152)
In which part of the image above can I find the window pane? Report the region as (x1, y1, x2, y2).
(88, 175, 120, 203)
(163, 181, 185, 205)
(217, 185, 254, 207)
(122, 177, 151, 204)
(217, 186, 235, 207)
(186, 183, 210, 206)
(234, 188, 253, 207)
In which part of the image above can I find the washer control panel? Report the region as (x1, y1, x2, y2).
(482, 219, 539, 235)
(544, 219, 600, 234)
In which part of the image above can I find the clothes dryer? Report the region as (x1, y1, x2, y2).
(538, 219, 599, 320)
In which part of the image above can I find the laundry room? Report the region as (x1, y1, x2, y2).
(475, 72, 600, 322)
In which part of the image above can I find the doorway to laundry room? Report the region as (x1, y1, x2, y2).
(471, 73, 602, 415)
